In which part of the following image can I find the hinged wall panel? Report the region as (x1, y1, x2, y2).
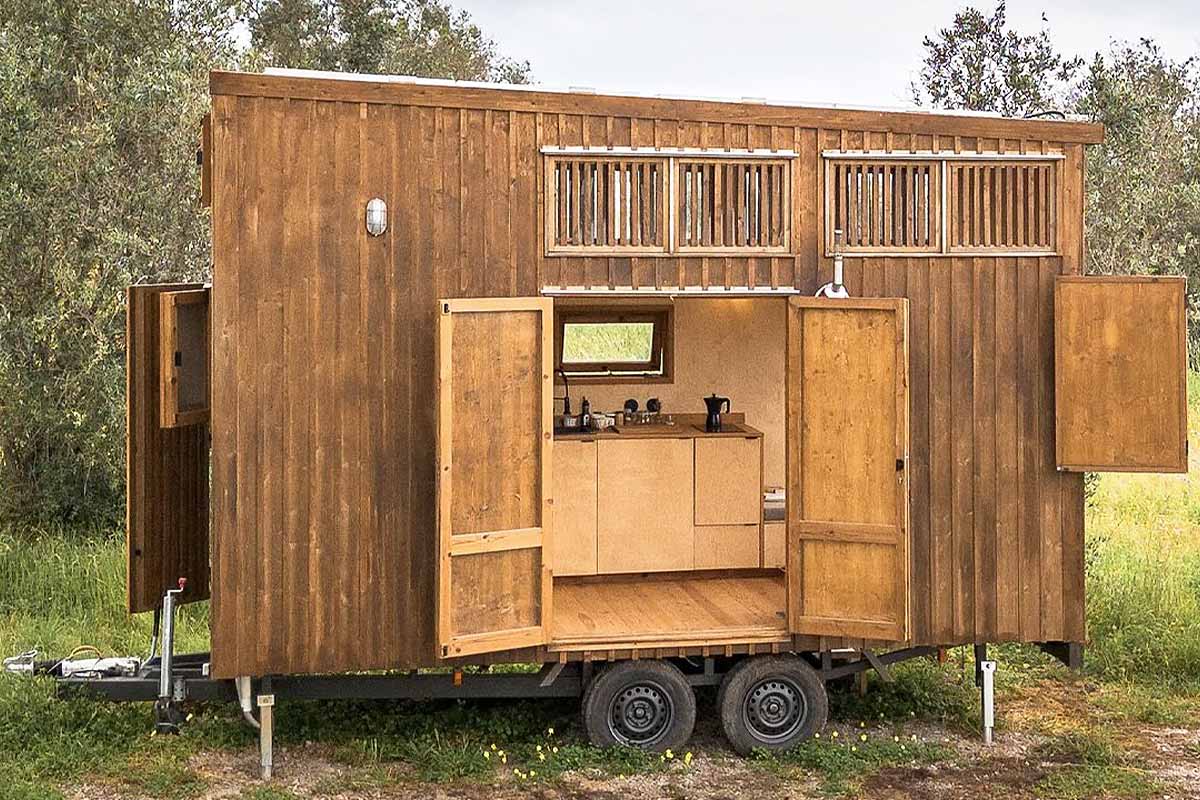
(1055, 276, 1188, 472)
(127, 284, 211, 613)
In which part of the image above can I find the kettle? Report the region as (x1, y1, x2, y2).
(703, 394, 731, 432)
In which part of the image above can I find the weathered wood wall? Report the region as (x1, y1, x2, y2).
(207, 72, 1096, 678)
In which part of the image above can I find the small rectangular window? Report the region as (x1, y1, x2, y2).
(555, 304, 673, 383)
(545, 156, 667, 254)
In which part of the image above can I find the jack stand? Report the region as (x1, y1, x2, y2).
(258, 678, 275, 781)
(979, 660, 996, 745)
(154, 578, 187, 734)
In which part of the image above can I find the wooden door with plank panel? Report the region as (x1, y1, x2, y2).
(127, 284, 211, 613)
(436, 298, 554, 658)
(1055, 276, 1188, 473)
(786, 297, 910, 642)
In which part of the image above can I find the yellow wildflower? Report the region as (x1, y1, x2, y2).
(860, 733, 867, 742)
(831, 730, 838, 738)
(684, 752, 693, 765)
(665, 749, 674, 759)
(547, 727, 555, 735)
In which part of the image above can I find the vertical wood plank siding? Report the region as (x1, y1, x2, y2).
(209, 87, 1088, 678)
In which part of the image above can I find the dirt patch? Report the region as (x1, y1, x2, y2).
(62, 679, 1200, 800)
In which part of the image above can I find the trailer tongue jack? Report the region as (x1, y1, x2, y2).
(153, 578, 188, 734)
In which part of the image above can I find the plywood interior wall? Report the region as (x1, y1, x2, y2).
(207, 71, 1096, 677)
(568, 298, 787, 487)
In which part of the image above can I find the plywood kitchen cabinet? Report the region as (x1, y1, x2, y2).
(695, 524, 761, 569)
(694, 437, 761, 525)
(552, 439, 597, 576)
(597, 438, 694, 573)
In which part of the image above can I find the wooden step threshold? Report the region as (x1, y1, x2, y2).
(548, 624, 790, 654)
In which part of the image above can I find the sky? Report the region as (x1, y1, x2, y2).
(454, 0, 1200, 110)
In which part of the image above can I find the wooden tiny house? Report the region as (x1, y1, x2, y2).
(126, 70, 1186, 746)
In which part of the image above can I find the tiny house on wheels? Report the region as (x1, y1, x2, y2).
(39, 68, 1193, 771)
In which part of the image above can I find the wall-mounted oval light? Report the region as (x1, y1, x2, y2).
(365, 197, 387, 236)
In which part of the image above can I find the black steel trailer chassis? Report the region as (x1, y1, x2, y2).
(52, 645, 950, 779)
(40, 589, 1050, 780)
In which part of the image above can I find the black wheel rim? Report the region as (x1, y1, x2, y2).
(742, 676, 808, 744)
(608, 680, 674, 746)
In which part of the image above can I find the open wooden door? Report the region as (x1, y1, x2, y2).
(786, 297, 910, 642)
(1055, 276, 1188, 472)
(127, 284, 211, 613)
(436, 298, 554, 658)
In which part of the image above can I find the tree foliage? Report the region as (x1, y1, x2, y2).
(246, 0, 531, 82)
(0, 0, 237, 525)
(0, 0, 527, 528)
(913, 6, 1200, 357)
(911, 1, 1083, 116)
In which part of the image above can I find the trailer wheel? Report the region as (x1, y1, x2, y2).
(717, 656, 827, 755)
(581, 661, 695, 751)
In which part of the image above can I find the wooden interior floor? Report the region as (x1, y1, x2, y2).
(550, 572, 788, 650)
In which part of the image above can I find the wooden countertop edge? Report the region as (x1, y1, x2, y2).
(554, 423, 764, 441)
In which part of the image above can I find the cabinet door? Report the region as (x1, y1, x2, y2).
(695, 524, 761, 569)
(552, 440, 597, 576)
(597, 438, 694, 572)
(694, 437, 761, 525)
(1055, 276, 1187, 472)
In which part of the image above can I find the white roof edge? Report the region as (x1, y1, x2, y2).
(262, 67, 1091, 125)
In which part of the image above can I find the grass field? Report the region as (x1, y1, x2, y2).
(1, 377, 1199, 798)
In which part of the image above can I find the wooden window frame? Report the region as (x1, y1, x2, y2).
(822, 151, 1063, 258)
(542, 148, 797, 257)
(543, 154, 669, 256)
(675, 157, 791, 256)
(158, 288, 210, 428)
(554, 301, 674, 384)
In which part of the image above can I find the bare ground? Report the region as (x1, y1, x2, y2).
(65, 676, 1200, 800)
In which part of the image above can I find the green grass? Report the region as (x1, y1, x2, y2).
(4, 374, 1200, 796)
(753, 735, 952, 796)
(1031, 728, 1131, 767)
(1035, 765, 1158, 800)
(0, 526, 210, 660)
(1080, 370, 1200, 685)
(560, 321, 654, 364)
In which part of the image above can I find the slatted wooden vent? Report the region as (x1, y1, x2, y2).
(949, 162, 1056, 252)
(826, 161, 940, 253)
(546, 157, 667, 253)
(677, 160, 790, 252)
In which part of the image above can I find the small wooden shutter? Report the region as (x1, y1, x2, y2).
(786, 297, 910, 641)
(1055, 276, 1188, 472)
(436, 297, 554, 657)
(159, 289, 211, 428)
(127, 284, 211, 613)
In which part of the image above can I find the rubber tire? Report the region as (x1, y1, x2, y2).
(717, 655, 828, 755)
(581, 660, 696, 752)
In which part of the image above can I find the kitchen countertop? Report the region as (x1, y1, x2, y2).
(555, 421, 763, 441)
